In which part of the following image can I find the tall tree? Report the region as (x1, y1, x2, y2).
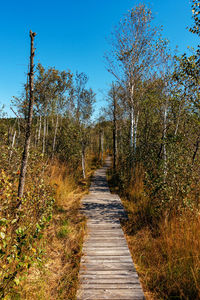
(105, 4, 165, 156)
(72, 72, 95, 178)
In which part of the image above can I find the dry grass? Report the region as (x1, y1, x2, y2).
(108, 165, 200, 300)
(123, 212, 200, 299)
(19, 159, 90, 300)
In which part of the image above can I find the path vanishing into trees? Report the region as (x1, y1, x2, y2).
(77, 157, 145, 300)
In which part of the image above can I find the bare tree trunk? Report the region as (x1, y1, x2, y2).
(7, 126, 12, 145)
(46, 117, 48, 138)
(192, 138, 200, 165)
(16, 118, 21, 146)
(130, 104, 134, 148)
(38, 115, 42, 144)
(82, 145, 86, 179)
(18, 30, 36, 200)
(9, 130, 16, 163)
(175, 99, 183, 137)
(52, 114, 59, 153)
(129, 83, 137, 153)
(113, 91, 117, 171)
(133, 111, 139, 153)
(101, 131, 104, 165)
(163, 98, 168, 181)
(34, 118, 38, 147)
(42, 116, 46, 155)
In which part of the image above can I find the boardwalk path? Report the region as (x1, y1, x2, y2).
(77, 158, 145, 300)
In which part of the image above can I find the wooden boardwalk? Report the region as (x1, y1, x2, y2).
(77, 158, 145, 300)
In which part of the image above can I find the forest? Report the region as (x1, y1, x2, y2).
(0, 1, 200, 299)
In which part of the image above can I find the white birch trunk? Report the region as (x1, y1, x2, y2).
(38, 115, 42, 144)
(130, 84, 136, 151)
(9, 130, 16, 162)
(53, 115, 59, 153)
(101, 131, 104, 165)
(42, 117, 46, 155)
(35, 128, 38, 147)
(163, 99, 168, 181)
(82, 147, 86, 179)
(174, 100, 183, 137)
(46, 118, 48, 137)
(34, 117, 38, 147)
(17, 118, 20, 145)
(133, 111, 139, 153)
(130, 105, 134, 148)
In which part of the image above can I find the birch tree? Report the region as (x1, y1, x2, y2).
(73, 72, 95, 178)
(34, 64, 72, 155)
(105, 4, 165, 156)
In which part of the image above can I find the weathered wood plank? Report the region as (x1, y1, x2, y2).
(80, 274, 139, 280)
(82, 257, 133, 263)
(77, 289, 145, 300)
(76, 158, 145, 300)
(80, 278, 140, 288)
(83, 246, 129, 250)
(79, 270, 139, 276)
(80, 283, 142, 289)
(80, 262, 136, 271)
(84, 242, 127, 247)
(85, 237, 125, 241)
(88, 232, 125, 237)
(85, 250, 131, 256)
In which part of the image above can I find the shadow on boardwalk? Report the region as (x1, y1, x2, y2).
(77, 157, 145, 299)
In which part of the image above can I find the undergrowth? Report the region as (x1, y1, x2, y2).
(17, 155, 96, 299)
(108, 165, 200, 300)
(0, 148, 96, 299)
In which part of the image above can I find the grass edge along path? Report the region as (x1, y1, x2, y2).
(107, 167, 200, 300)
(17, 158, 98, 300)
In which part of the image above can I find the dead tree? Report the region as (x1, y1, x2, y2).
(17, 30, 36, 200)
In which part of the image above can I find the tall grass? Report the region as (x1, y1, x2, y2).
(108, 164, 200, 299)
(19, 155, 96, 299)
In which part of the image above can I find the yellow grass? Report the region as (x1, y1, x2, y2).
(108, 163, 200, 299)
(120, 167, 200, 300)
(19, 159, 89, 300)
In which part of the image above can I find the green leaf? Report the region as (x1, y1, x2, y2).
(14, 277, 20, 286)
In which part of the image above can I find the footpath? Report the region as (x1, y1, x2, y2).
(77, 157, 145, 299)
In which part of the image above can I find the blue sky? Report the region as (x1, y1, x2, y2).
(0, 0, 199, 117)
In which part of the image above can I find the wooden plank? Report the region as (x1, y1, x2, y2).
(86, 233, 124, 237)
(83, 245, 129, 249)
(79, 270, 138, 276)
(77, 160, 145, 300)
(77, 289, 145, 299)
(83, 246, 129, 250)
(85, 236, 125, 240)
(80, 279, 140, 285)
(80, 263, 136, 271)
(80, 283, 142, 289)
(82, 257, 133, 263)
(87, 222, 121, 226)
(80, 274, 139, 280)
(88, 232, 124, 236)
(83, 248, 130, 253)
(87, 225, 122, 229)
(85, 250, 131, 256)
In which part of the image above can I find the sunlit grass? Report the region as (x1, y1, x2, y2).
(19, 159, 89, 300)
(108, 163, 200, 300)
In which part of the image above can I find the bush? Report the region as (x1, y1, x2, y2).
(0, 169, 54, 298)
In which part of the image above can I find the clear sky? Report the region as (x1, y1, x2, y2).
(0, 0, 199, 117)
